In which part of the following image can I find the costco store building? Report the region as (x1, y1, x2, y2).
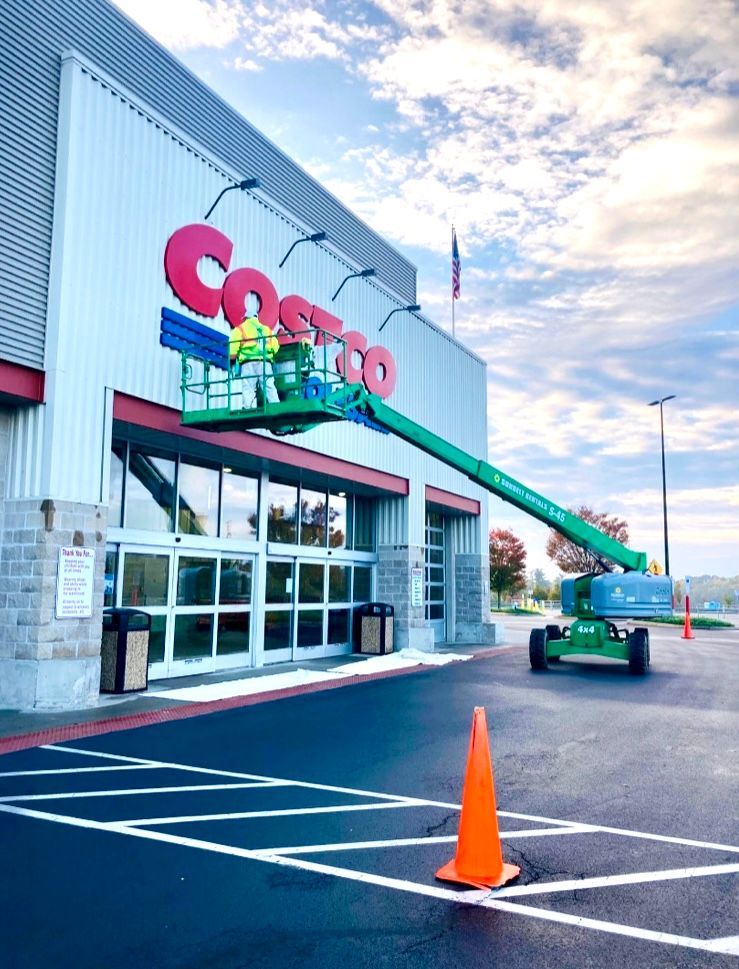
(0, 0, 496, 711)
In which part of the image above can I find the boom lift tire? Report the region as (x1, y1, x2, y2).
(529, 628, 549, 670)
(545, 624, 562, 661)
(628, 627, 650, 675)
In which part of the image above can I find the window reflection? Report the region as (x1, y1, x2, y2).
(104, 547, 118, 608)
(353, 495, 375, 551)
(328, 608, 350, 644)
(109, 442, 125, 528)
(266, 561, 293, 604)
(353, 566, 372, 602)
(265, 611, 291, 650)
(329, 565, 350, 603)
(122, 553, 169, 607)
(173, 614, 213, 659)
(299, 563, 324, 603)
(216, 613, 250, 655)
(297, 610, 323, 648)
(126, 450, 175, 532)
(219, 559, 252, 605)
(176, 557, 216, 606)
(221, 469, 258, 540)
(178, 461, 219, 536)
(328, 492, 347, 548)
(300, 487, 326, 547)
(267, 480, 298, 543)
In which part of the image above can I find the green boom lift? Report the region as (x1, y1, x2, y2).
(178, 332, 672, 674)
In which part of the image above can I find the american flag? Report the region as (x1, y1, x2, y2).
(452, 227, 461, 300)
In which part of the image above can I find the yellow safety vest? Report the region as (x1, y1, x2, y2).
(229, 317, 279, 364)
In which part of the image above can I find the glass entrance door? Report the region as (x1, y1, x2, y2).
(118, 546, 254, 680)
(425, 512, 447, 643)
(263, 556, 354, 663)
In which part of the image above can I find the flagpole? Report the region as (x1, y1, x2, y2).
(451, 225, 456, 338)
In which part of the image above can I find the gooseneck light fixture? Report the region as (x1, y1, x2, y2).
(378, 303, 422, 332)
(204, 177, 261, 220)
(648, 394, 676, 576)
(331, 268, 376, 301)
(278, 231, 328, 269)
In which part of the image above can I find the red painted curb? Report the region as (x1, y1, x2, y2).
(0, 646, 521, 756)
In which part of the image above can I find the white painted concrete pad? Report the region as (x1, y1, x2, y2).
(148, 668, 342, 702)
(330, 647, 472, 675)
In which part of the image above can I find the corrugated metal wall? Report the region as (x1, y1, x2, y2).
(23, 55, 489, 530)
(0, 0, 417, 370)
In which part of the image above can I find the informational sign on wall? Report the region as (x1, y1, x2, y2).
(56, 547, 95, 619)
(411, 567, 423, 608)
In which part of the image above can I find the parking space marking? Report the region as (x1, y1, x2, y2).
(490, 863, 739, 898)
(0, 764, 160, 777)
(117, 801, 416, 827)
(0, 781, 286, 802)
(253, 826, 591, 857)
(3, 745, 736, 957)
(1, 800, 737, 957)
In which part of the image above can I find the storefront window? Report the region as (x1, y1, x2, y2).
(327, 608, 350, 644)
(328, 492, 347, 548)
(297, 610, 323, 648)
(178, 461, 219, 536)
(353, 566, 372, 602)
(300, 486, 326, 547)
(108, 442, 125, 528)
(173, 614, 213, 660)
(264, 611, 291, 651)
(219, 558, 252, 605)
(221, 469, 258, 540)
(125, 450, 175, 532)
(147, 615, 167, 665)
(176, 556, 216, 606)
(267, 480, 298, 543)
(329, 565, 350, 603)
(122, 553, 170, 607)
(266, 561, 293, 604)
(299, 563, 324, 603)
(217, 613, 250, 655)
(104, 546, 118, 608)
(353, 495, 375, 552)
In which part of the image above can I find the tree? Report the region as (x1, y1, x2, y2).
(546, 506, 629, 574)
(489, 528, 527, 608)
(530, 568, 550, 601)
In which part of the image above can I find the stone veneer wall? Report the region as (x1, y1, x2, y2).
(376, 545, 434, 650)
(0, 492, 107, 710)
(454, 552, 503, 644)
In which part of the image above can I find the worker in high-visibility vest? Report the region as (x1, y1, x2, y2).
(229, 315, 280, 410)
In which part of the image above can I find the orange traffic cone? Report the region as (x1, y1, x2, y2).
(435, 707, 520, 890)
(681, 609, 695, 640)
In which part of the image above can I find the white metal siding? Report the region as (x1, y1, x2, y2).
(31, 56, 489, 522)
(0, 0, 417, 372)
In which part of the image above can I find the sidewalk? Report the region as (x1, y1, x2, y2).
(0, 641, 514, 753)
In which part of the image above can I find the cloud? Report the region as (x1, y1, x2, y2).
(113, 0, 243, 49)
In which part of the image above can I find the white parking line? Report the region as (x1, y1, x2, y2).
(0, 781, 285, 802)
(0, 765, 160, 777)
(255, 826, 591, 857)
(117, 801, 415, 827)
(490, 863, 739, 898)
(1, 800, 736, 957)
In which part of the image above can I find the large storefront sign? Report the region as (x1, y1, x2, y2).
(164, 224, 397, 398)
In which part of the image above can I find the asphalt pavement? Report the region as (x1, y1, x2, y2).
(1, 617, 737, 968)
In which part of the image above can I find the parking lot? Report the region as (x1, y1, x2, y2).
(1, 620, 737, 968)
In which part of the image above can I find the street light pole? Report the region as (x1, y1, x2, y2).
(648, 395, 676, 576)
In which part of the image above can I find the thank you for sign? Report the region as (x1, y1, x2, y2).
(56, 547, 95, 619)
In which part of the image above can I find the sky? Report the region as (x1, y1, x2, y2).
(114, 0, 739, 579)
